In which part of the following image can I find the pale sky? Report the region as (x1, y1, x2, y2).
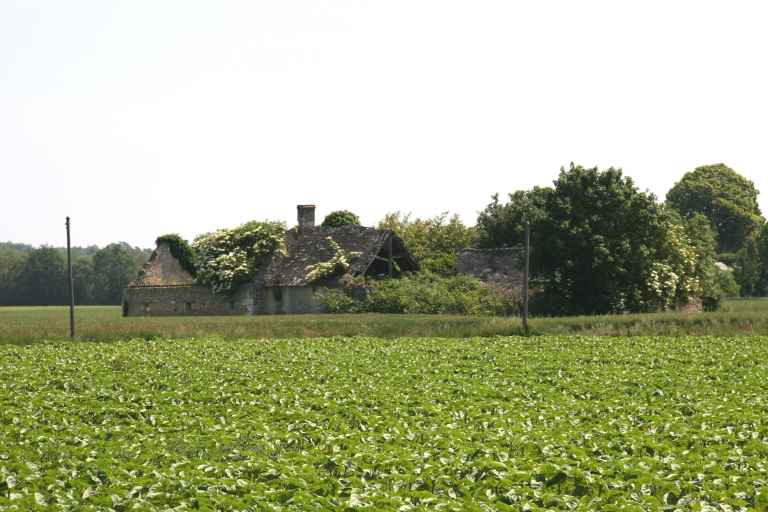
(2, 1, 767, 248)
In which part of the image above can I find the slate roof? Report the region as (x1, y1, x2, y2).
(263, 225, 418, 287)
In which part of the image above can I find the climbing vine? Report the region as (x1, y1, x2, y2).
(306, 237, 361, 283)
(193, 221, 286, 294)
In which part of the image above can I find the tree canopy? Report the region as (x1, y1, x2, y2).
(477, 164, 720, 314)
(666, 164, 764, 253)
(378, 212, 477, 275)
(321, 210, 361, 228)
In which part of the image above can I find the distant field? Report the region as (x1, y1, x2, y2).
(1, 299, 767, 344)
(1, 335, 767, 509)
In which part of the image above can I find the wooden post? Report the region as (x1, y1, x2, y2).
(387, 236, 393, 276)
(66, 217, 75, 338)
(523, 221, 530, 337)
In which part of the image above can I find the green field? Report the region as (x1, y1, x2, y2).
(2, 299, 768, 344)
(1, 335, 767, 510)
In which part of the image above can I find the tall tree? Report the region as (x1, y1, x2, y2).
(16, 247, 67, 305)
(478, 164, 717, 314)
(666, 164, 764, 253)
(0, 249, 26, 305)
(476, 187, 551, 249)
(92, 243, 141, 304)
(72, 257, 96, 305)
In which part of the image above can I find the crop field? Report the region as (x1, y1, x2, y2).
(1, 335, 768, 510)
(1, 298, 768, 344)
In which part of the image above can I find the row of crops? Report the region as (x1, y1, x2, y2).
(1, 336, 767, 510)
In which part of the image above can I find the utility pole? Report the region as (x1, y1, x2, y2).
(66, 217, 75, 338)
(522, 221, 530, 337)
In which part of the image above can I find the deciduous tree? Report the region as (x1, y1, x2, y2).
(666, 164, 763, 253)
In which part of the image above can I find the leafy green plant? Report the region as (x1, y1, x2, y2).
(321, 210, 361, 228)
(2, 335, 768, 509)
(193, 221, 286, 294)
(316, 271, 520, 316)
(378, 212, 477, 275)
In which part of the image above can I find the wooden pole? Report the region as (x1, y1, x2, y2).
(387, 236, 393, 276)
(523, 221, 530, 336)
(66, 217, 75, 338)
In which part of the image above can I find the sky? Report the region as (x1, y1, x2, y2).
(2, 1, 767, 248)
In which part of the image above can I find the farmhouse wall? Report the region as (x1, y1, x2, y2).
(123, 285, 241, 316)
(263, 286, 324, 314)
(456, 248, 524, 290)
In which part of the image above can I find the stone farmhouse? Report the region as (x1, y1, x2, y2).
(123, 205, 420, 316)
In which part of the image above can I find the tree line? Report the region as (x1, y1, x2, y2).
(381, 163, 765, 314)
(0, 243, 150, 306)
(1, 162, 765, 313)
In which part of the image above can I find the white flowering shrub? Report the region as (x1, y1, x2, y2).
(193, 221, 286, 294)
(306, 237, 361, 283)
(644, 222, 701, 310)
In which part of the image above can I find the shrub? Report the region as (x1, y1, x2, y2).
(322, 210, 361, 228)
(315, 288, 362, 313)
(316, 272, 520, 316)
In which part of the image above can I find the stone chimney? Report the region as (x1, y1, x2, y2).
(297, 205, 316, 229)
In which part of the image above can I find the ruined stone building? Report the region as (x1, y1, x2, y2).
(456, 247, 525, 293)
(123, 205, 419, 316)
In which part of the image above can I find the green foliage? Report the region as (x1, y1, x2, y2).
(378, 212, 477, 275)
(316, 272, 520, 316)
(1, 335, 768, 508)
(193, 221, 286, 294)
(482, 165, 718, 315)
(0, 249, 25, 306)
(155, 234, 196, 276)
(321, 210, 361, 228)
(314, 287, 363, 313)
(15, 247, 67, 305)
(305, 237, 362, 283)
(91, 243, 142, 305)
(542, 165, 709, 314)
(476, 187, 551, 250)
(0, 242, 150, 306)
(666, 163, 764, 253)
(732, 233, 763, 297)
(716, 268, 741, 299)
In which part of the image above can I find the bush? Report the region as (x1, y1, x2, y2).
(322, 210, 361, 228)
(716, 269, 741, 298)
(316, 272, 520, 316)
(315, 288, 362, 313)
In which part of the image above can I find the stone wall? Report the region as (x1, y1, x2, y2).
(262, 286, 323, 314)
(123, 285, 244, 316)
(124, 281, 322, 316)
(132, 242, 195, 287)
(456, 248, 524, 291)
